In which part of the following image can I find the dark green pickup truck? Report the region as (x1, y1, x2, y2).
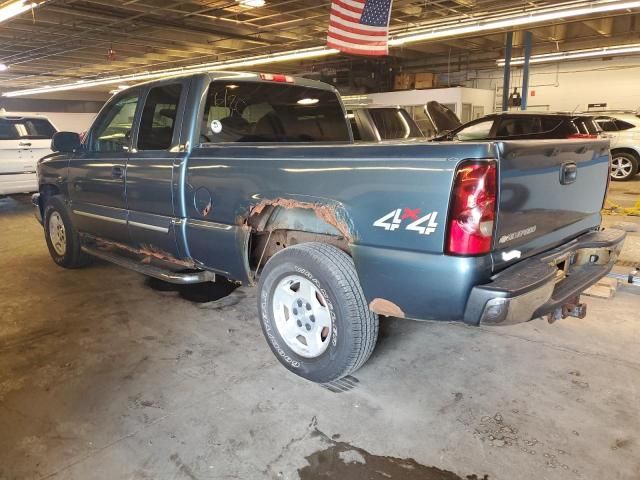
(33, 71, 624, 382)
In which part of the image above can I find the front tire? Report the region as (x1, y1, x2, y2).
(610, 152, 639, 181)
(258, 243, 378, 383)
(43, 195, 91, 268)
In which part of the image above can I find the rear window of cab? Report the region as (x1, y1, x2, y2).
(199, 81, 350, 143)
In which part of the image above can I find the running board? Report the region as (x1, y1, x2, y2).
(81, 245, 215, 284)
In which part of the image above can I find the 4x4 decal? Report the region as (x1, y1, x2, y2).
(373, 208, 439, 235)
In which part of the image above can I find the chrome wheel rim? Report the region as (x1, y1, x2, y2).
(272, 274, 332, 358)
(48, 211, 67, 256)
(611, 157, 633, 179)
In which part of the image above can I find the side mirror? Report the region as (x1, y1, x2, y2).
(51, 132, 81, 153)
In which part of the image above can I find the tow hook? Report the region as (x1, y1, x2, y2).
(547, 296, 587, 324)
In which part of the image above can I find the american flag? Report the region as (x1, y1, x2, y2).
(326, 0, 394, 56)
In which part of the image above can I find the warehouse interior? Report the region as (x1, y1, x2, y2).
(1, 1, 640, 479)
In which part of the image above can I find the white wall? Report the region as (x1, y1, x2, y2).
(9, 111, 97, 133)
(469, 56, 640, 112)
(365, 86, 495, 117)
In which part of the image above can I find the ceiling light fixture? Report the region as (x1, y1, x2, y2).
(0, 1, 39, 24)
(3, 0, 640, 97)
(389, 0, 640, 46)
(0, 63, 9, 71)
(2, 47, 336, 97)
(498, 43, 640, 66)
(297, 98, 319, 105)
(237, 0, 265, 7)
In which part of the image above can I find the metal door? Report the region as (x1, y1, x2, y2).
(68, 90, 142, 243)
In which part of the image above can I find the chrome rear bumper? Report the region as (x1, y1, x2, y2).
(464, 229, 626, 326)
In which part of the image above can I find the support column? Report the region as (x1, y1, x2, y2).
(501, 31, 513, 112)
(521, 31, 533, 111)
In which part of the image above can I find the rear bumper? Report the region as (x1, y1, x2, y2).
(32, 193, 43, 225)
(464, 229, 626, 326)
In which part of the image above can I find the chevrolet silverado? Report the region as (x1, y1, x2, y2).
(32, 72, 625, 383)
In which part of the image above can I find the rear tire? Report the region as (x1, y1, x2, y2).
(258, 243, 378, 383)
(610, 151, 639, 181)
(43, 195, 91, 268)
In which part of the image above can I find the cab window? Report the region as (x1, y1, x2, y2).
(91, 93, 139, 152)
(496, 117, 543, 137)
(0, 118, 56, 140)
(200, 81, 350, 143)
(137, 84, 183, 150)
(595, 117, 618, 132)
(455, 119, 494, 141)
(614, 119, 635, 131)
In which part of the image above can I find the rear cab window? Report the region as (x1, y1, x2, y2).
(0, 117, 57, 140)
(200, 80, 350, 143)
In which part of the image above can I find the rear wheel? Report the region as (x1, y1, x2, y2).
(43, 195, 91, 268)
(610, 152, 639, 181)
(258, 243, 378, 383)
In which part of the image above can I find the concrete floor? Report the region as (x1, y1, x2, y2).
(1, 184, 639, 480)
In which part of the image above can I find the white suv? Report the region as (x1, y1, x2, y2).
(593, 112, 640, 181)
(0, 113, 57, 195)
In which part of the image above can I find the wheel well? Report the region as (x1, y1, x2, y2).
(611, 148, 640, 161)
(249, 229, 349, 270)
(247, 203, 351, 270)
(38, 184, 61, 216)
(40, 184, 61, 202)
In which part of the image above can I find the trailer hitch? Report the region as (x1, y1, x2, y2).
(547, 296, 587, 324)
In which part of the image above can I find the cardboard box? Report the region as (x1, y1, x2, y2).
(394, 73, 415, 91)
(415, 72, 435, 89)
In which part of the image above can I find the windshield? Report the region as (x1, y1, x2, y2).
(0, 118, 57, 140)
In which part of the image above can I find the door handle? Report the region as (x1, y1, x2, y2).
(560, 162, 577, 185)
(19, 142, 32, 147)
(111, 165, 124, 179)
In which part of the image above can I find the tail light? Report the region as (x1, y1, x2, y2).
(446, 160, 497, 256)
(568, 133, 597, 139)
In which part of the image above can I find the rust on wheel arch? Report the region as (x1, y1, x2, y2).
(369, 298, 405, 318)
(249, 197, 353, 242)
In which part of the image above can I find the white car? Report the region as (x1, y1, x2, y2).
(0, 113, 57, 195)
(592, 112, 640, 181)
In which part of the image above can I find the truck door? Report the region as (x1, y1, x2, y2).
(68, 90, 142, 243)
(125, 81, 187, 256)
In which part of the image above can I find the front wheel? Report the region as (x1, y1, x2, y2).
(610, 152, 639, 181)
(258, 243, 378, 383)
(43, 195, 91, 268)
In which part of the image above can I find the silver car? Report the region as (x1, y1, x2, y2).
(592, 112, 640, 181)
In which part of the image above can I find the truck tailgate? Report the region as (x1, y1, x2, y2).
(492, 139, 610, 271)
